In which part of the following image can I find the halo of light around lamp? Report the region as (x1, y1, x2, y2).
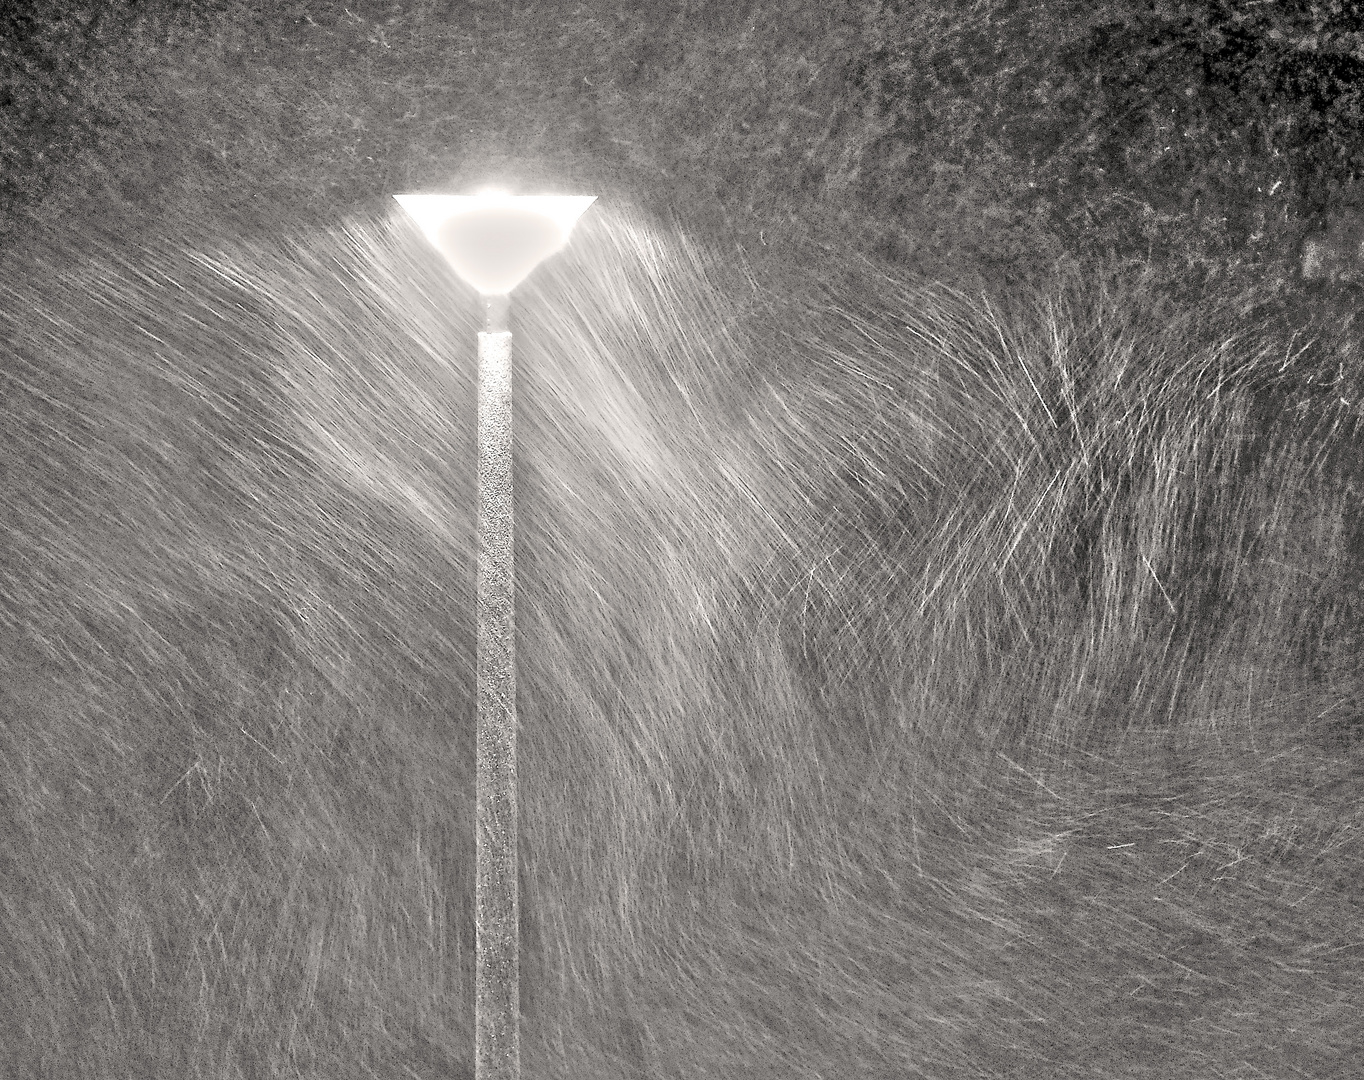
(394, 191, 597, 295)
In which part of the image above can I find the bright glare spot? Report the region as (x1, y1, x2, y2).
(394, 191, 597, 294)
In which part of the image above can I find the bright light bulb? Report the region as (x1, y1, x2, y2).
(395, 191, 597, 295)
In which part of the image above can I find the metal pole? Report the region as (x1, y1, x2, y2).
(475, 289, 517, 1080)
(395, 188, 593, 1079)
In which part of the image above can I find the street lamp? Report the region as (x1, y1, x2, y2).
(394, 188, 597, 1080)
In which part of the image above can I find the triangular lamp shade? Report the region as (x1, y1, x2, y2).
(394, 191, 597, 295)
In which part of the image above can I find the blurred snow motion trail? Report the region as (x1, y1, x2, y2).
(1, 193, 1360, 1080)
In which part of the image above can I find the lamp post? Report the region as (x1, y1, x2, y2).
(394, 188, 597, 1080)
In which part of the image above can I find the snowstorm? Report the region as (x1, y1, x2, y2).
(2, 3, 1362, 1078)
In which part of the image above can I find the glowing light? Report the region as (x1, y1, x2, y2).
(394, 191, 597, 295)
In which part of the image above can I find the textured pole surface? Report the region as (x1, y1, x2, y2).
(475, 312, 518, 1080)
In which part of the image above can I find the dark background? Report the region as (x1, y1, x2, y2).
(2, 0, 1361, 303)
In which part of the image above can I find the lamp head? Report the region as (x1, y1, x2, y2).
(395, 189, 597, 296)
